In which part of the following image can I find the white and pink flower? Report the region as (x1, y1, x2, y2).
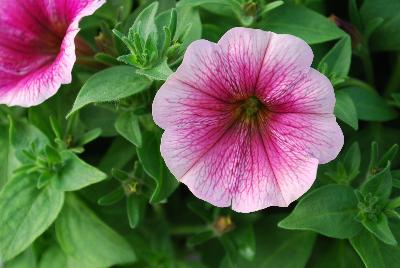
(153, 27, 344, 213)
(0, 0, 105, 107)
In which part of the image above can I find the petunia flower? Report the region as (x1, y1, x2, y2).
(0, 0, 105, 107)
(152, 27, 344, 213)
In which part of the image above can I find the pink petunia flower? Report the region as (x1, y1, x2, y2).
(152, 27, 344, 213)
(0, 0, 105, 107)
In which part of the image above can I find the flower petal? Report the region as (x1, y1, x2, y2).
(263, 112, 344, 164)
(0, 0, 105, 107)
(161, 119, 319, 212)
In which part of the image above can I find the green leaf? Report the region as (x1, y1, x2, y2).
(342, 87, 398, 121)
(115, 111, 143, 147)
(0, 174, 64, 261)
(80, 105, 118, 137)
(177, 0, 230, 8)
(175, 6, 202, 50)
(309, 239, 363, 268)
(126, 195, 146, 228)
(98, 137, 136, 173)
(55, 194, 136, 267)
(9, 118, 49, 153)
(187, 231, 215, 247)
(318, 35, 352, 78)
(68, 66, 151, 117)
(76, 128, 102, 146)
(350, 225, 400, 268)
(344, 142, 361, 181)
(137, 131, 179, 203)
(238, 216, 316, 268)
(360, 0, 400, 51)
(5, 247, 37, 268)
(378, 144, 399, 169)
(39, 245, 89, 268)
(55, 151, 107, 192)
(349, 0, 362, 30)
(98, 187, 125, 205)
(278, 185, 362, 239)
(334, 90, 359, 130)
(136, 59, 173, 81)
(361, 214, 397, 245)
(230, 225, 256, 261)
(259, 4, 345, 44)
(361, 163, 392, 201)
(131, 2, 158, 41)
(261, 1, 284, 16)
(0, 123, 13, 188)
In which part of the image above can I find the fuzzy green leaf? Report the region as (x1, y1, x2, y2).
(279, 185, 362, 239)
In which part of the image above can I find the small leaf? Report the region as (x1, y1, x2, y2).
(230, 225, 256, 261)
(278, 184, 362, 239)
(55, 194, 136, 267)
(76, 128, 102, 146)
(237, 215, 316, 268)
(308, 239, 364, 268)
(187, 230, 215, 247)
(131, 2, 159, 41)
(334, 90, 359, 130)
(361, 214, 397, 245)
(115, 111, 142, 147)
(361, 162, 392, 201)
(39, 245, 86, 268)
(350, 226, 400, 268)
(0, 174, 64, 261)
(260, 1, 284, 16)
(98, 187, 125, 206)
(0, 123, 15, 188)
(344, 142, 361, 181)
(378, 144, 399, 168)
(342, 87, 398, 122)
(68, 66, 151, 117)
(55, 151, 107, 192)
(319, 35, 352, 78)
(360, 0, 400, 51)
(5, 247, 37, 268)
(137, 131, 179, 203)
(259, 4, 345, 44)
(126, 195, 146, 229)
(177, 0, 230, 8)
(9, 118, 49, 154)
(136, 59, 173, 81)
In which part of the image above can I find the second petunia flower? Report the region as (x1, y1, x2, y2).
(152, 27, 344, 213)
(0, 0, 105, 107)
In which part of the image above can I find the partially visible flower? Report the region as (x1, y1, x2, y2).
(153, 27, 343, 213)
(0, 0, 105, 107)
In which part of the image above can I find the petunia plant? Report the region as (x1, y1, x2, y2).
(1, 0, 400, 268)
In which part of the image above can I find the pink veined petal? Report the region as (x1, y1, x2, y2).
(262, 69, 336, 114)
(0, 0, 105, 107)
(152, 27, 343, 212)
(152, 40, 228, 130)
(166, 119, 319, 213)
(153, 28, 273, 128)
(264, 112, 343, 164)
(216, 27, 272, 98)
(231, 128, 319, 212)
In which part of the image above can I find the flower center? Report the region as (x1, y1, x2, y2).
(235, 96, 264, 123)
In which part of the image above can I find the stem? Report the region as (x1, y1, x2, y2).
(385, 53, 400, 97)
(360, 46, 375, 86)
(170, 225, 210, 235)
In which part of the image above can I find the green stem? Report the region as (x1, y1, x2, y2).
(360, 47, 375, 86)
(385, 53, 400, 97)
(170, 225, 210, 235)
